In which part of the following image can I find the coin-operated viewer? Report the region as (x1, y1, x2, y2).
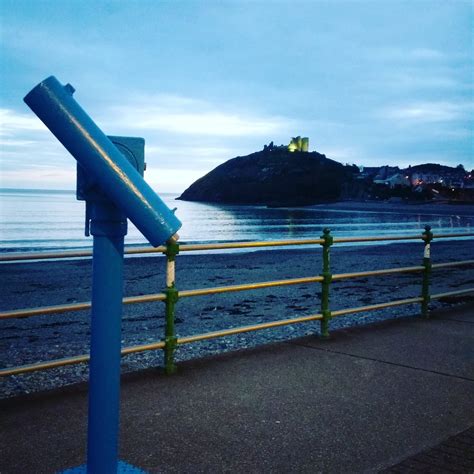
(24, 75, 182, 474)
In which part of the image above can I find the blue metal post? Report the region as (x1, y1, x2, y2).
(87, 201, 127, 474)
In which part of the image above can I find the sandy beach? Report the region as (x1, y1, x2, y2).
(1, 236, 473, 398)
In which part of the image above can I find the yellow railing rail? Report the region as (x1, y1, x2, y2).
(2, 288, 472, 378)
(0, 293, 166, 320)
(1, 232, 473, 262)
(1, 229, 473, 377)
(2, 260, 473, 321)
(430, 288, 474, 300)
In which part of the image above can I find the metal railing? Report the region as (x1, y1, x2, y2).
(1, 227, 473, 377)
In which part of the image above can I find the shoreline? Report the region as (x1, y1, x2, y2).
(0, 196, 474, 263)
(176, 198, 474, 216)
(1, 239, 473, 398)
(298, 199, 474, 216)
(1, 199, 473, 257)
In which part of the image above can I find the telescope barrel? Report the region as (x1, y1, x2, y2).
(24, 75, 181, 246)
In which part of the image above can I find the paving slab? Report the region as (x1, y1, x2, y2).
(295, 305, 474, 379)
(438, 304, 474, 323)
(1, 304, 473, 474)
(382, 426, 474, 473)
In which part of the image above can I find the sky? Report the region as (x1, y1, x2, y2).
(1, 0, 473, 193)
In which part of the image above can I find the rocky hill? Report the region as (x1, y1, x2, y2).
(177, 148, 358, 206)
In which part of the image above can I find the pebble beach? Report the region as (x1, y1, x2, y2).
(1, 237, 473, 398)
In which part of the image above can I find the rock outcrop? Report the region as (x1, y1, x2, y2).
(177, 148, 358, 206)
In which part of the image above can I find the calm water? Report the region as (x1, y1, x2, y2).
(0, 188, 473, 253)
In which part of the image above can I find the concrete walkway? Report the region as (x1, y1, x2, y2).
(1, 304, 473, 473)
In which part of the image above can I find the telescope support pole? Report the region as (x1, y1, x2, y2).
(87, 201, 127, 474)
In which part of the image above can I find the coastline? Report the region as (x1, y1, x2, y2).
(300, 199, 474, 216)
(1, 196, 473, 256)
(1, 239, 473, 398)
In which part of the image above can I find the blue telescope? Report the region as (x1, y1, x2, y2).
(24, 76, 181, 473)
(24, 75, 181, 246)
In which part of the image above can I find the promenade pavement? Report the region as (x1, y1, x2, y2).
(1, 303, 473, 473)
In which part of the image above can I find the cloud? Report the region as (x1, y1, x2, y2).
(0, 104, 281, 192)
(0, 109, 47, 136)
(0, 138, 38, 147)
(105, 94, 294, 137)
(407, 48, 446, 60)
(387, 72, 460, 90)
(380, 101, 473, 123)
(0, 108, 67, 170)
(144, 166, 208, 193)
(145, 145, 237, 164)
(369, 47, 448, 62)
(146, 145, 234, 158)
(0, 167, 76, 189)
(320, 146, 361, 163)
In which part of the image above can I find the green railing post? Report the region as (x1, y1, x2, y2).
(163, 239, 179, 374)
(320, 228, 333, 338)
(421, 225, 433, 319)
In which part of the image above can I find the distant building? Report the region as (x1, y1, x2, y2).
(386, 173, 410, 188)
(288, 136, 309, 152)
(373, 166, 401, 181)
(359, 166, 380, 179)
(464, 172, 474, 189)
(262, 137, 310, 153)
(406, 163, 466, 188)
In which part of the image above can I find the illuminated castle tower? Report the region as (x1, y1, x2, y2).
(288, 136, 309, 152)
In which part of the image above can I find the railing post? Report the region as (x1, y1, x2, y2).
(320, 228, 333, 338)
(421, 225, 433, 319)
(163, 239, 179, 374)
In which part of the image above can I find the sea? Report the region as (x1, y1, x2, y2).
(0, 188, 473, 254)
